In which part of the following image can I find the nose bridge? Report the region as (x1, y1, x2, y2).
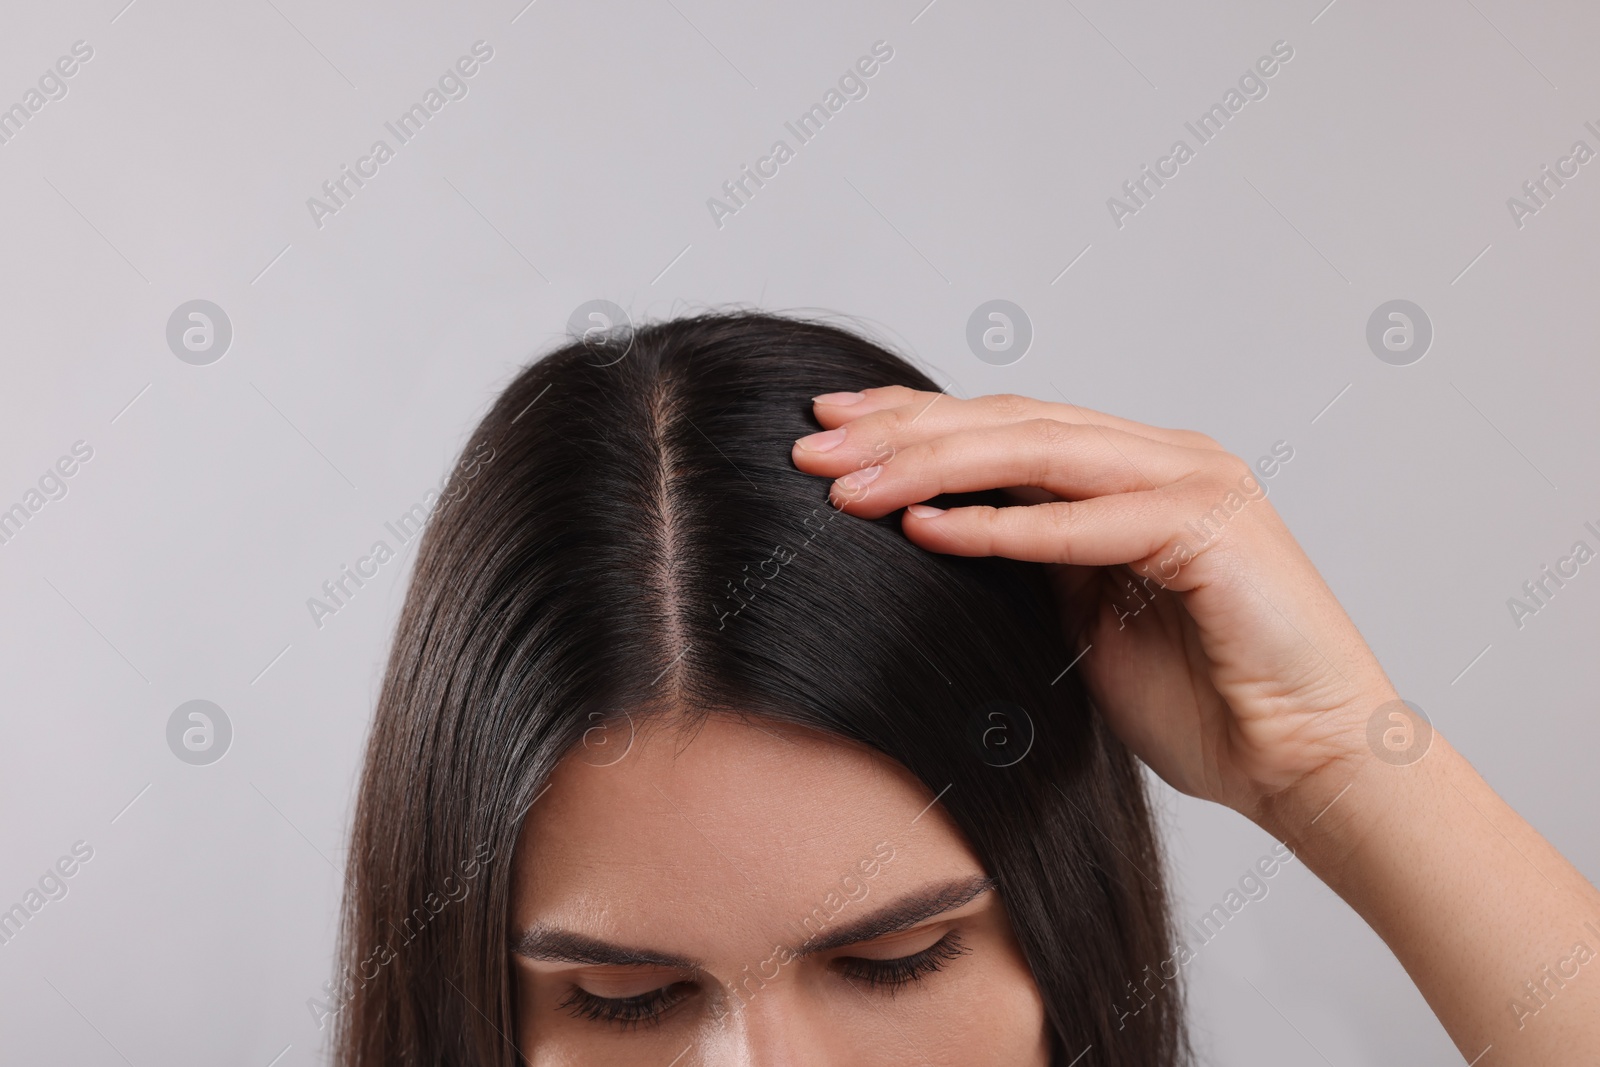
(701, 970, 833, 1067)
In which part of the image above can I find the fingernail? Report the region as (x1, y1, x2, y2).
(813, 391, 865, 405)
(906, 504, 945, 518)
(835, 464, 882, 491)
(795, 427, 847, 452)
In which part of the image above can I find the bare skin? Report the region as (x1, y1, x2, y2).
(510, 715, 1051, 1065)
(790, 384, 1600, 1065)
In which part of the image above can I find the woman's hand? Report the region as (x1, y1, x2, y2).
(790, 384, 1393, 819)
(793, 384, 1600, 1065)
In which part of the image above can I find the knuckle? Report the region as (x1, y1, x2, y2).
(1193, 448, 1250, 486)
(1213, 451, 1255, 484)
(869, 431, 903, 465)
(1042, 498, 1076, 535)
(1024, 418, 1072, 481)
(1040, 502, 1078, 564)
(985, 392, 1034, 423)
(1180, 430, 1224, 451)
(965, 504, 1002, 552)
(871, 384, 928, 415)
(860, 413, 907, 462)
(1025, 416, 1072, 448)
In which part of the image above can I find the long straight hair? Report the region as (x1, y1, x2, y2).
(333, 309, 1190, 1066)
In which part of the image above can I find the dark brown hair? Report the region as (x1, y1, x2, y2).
(333, 309, 1190, 1065)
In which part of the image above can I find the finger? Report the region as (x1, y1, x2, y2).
(812, 419, 1215, 518)
(809, 384, 1224, 452)
(899, 494, 1173, 567)
(897, 489, 1226, 580)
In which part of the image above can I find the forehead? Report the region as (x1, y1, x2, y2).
(512, 714, 979, 952)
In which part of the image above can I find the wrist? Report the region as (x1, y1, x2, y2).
(1247, 698, 1460, 890)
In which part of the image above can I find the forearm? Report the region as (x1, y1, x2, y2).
(1253, 721, 1600, 1064)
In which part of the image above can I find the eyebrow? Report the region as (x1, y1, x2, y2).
(511, 926, 701, 970)
(794, 875, 997, 956)
(510, 875, 998, 969)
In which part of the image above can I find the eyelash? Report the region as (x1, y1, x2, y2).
(835, 930, 971, 992)
(557, 981, 694, 1031)
(558, 932, 972, 1029)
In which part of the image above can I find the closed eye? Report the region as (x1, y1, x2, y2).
(551, 931, 973, 1029)
(833, 930, 971, 993)
(556, 979, 697, 1030)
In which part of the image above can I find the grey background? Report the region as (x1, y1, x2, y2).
(1, 0, 1596, 1063)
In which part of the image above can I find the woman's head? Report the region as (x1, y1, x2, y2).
(335, 309, 1188, 1065)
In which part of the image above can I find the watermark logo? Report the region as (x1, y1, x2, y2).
(1116, 440, 1293, 627)
(1507, 919, 1600, 1031)
(577, 709, 635, 768)
(1365, 698, 1432, 766)
(1365, 300, 1432, 366)
(706, 41, 895, 230)
(1506, 521, 1600, 631)
(708, 840, 898, 1021)
(1107, 40, 1294, 229)
(0, 40, 94, 149)
(166, 699, 232, 766)
(306, 41, 495, 230)
(966, 300, 1032, 366)
(0, 840, 94, 949)
(166, 300, 232, 366)
(1507, 123, 1599, 230)
(308, 839, 497, 1030)
(1110, 840, 1296, 1029)
(306, 440, 495, 630)
(567, 299, 633, 366)
(968, 699, 1035, 767)
(0, 440, 94, 549)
